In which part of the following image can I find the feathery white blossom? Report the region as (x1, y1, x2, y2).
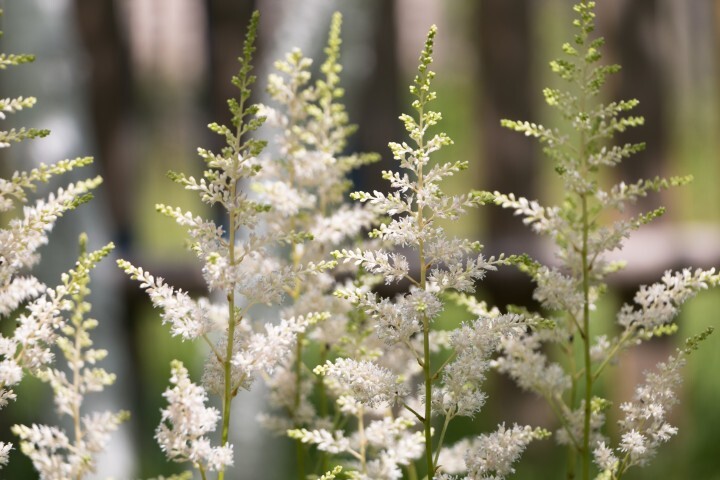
(315, 358, 408, 408)
(464, 424, 548, 480)
(156, 361, 233, 472)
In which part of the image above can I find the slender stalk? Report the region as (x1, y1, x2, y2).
(71, 319, 83, 449)
(416, 126, 434, 479)
(358, 407, 367, 474)
(294, 330, 305, 480)
(407, 463, 419, 480)
(403, 402, 425, 423)
(218, 53, 250, 478)
(319, 344, 330, 473)
(581, 198, 592, 480)
(422, 312, 434, 477)
(579, 65, 592, 479)
(566, 315, 578, 480)
(433, 414, 453, 467)
(592, 330, 633, 381)
(219, 179, 237, 480)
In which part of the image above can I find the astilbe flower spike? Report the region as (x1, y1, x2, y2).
(0, 9, 103, 471)
(12, 237, 127, 479)
(250, 12, 382, 477)
(488, 2, 720, 479)
(332, 23, 540, 479)
(118, 11, 332, 478)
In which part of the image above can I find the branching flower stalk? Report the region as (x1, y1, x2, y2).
(494, 2, 720, 479)
(332, 25, 541, 479)
(119, 11, 334, 478)
(12, 236, 127, 479)
(254, 12, 379, 477)
(0, 10, 102, 471)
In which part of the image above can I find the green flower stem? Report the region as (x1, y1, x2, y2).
(580, 57, 593, 480)
(416, 106, 435, 479)
(319, 344, 330, 474)
(407, 463, 419, 480)
(358, 407, 368, 474)
(218, 176, 237, 480)
(433, 413, 453, 467)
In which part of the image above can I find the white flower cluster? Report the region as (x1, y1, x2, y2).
(120, 12, 344, 475)
(464, 424, 548, 480)
(117, 261, 212, 341)
(436, 424, 548, 480)
(156, 361, 233, 472)
(315, 358, 408, 409)
(615, 353, 684, 466)
(435, 314, 526, 417)
(493, 332, 571, 398)
(2, 2, 717, 479)
(327, 23, 545, 477)
(10, 241, 126, 479)
(12, 411, 125, 480)
(289, 416, 424, 480)
(618, 268, 719, 331)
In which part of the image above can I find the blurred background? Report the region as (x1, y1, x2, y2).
(1, 0, 719, 478)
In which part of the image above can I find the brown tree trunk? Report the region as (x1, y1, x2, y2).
(475, 0, 539, 309)
(353, 0, 402, 192)
(72, 0, 135, 247)
(605, 0, 667, 195)
(205, 0, 258, 130)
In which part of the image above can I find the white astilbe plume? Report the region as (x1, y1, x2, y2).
(604, 329, 714, 476)
(288, 428, 351, 455)
(363, 417, 425, 468)
(156, 361, 233, 472)
(12, 241, 126, 479)
(0, 177, 101, 286)
(314, 358, 408, 408)
(117, 261, 212, 341)
(331, 23, 519, 475)
(618, 268, 719, 331)
(251, 15, 389, 473)
(435, 314, 526, 417)
(232, 313, 315, 377)
(489, 4, 720, 477)
(12, 414, 125, 480)
(464, 424, 548, 480)
(492, 332, 571, 398)
(1, 240, 116, 413)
